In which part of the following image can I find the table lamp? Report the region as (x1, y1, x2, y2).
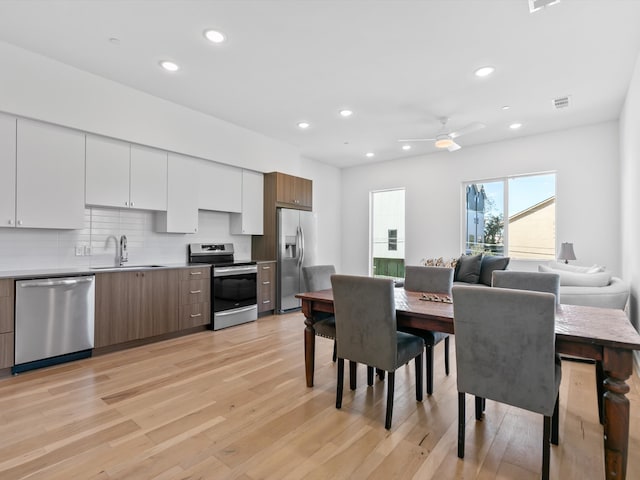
(558, 242, 576, 264)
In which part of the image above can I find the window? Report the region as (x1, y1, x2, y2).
(464, 173, 556, 259)
(371, 189, 405, 279)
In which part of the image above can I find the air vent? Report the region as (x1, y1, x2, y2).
(553, 96, 570, 110)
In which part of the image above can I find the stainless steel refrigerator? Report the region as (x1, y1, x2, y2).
(277, 208, 317, 312)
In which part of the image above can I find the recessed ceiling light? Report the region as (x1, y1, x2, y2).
(160, 60, 179, 72)
(509, 123, 523, 130)
(108, 37, 120, 45)
(204, 29, 226, 44)
(366, 152, 375, 158)
(474, 66, 495, 77)
(297, 122, 310, 129)
(502, 105, 511, 110)
(339, 109, 353, 117)
(402, 145, 411, 151)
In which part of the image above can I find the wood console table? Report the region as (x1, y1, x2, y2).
(297, 288, 640, 480)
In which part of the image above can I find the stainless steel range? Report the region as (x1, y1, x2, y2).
(188, 243, 257, 330)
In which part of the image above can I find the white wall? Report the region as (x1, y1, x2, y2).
(620, 51, 640, 335)
(341, 122, 621, 278)
(0, 41, 342, 271)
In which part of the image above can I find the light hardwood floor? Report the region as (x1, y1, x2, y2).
(0, 312, 638, 479)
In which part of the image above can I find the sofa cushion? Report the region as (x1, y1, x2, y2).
(545, 261, 605, 273)
(478, 255, 510, 286)
(454, 254, 482, 283)
(538, 264, 611, 287)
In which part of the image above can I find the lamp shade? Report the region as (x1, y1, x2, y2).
(558, 242, 576, 263)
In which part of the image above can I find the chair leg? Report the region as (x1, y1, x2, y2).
(415, 353, 423, 402)
(542, 415, 551, 480)
(426, 344, 434, 395)
(349, 361, 357, 390)
(385, 371, 395, 430)
(332, 341, 337, 362)
(444, 336, 450, 376)
(475, 396, 484, 420)
(596, 360, 605, 425)
(458, 392, 465, 458)
(377, 368, 385, 381)
(551, 394, 559, 445)
(367, 366, 374, 386)
(336, 358, 344, 409)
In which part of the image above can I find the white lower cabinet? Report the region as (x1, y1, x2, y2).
(14, 119, 85, 229)
(156, 153, 199, 233)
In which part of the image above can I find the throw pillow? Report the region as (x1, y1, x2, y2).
(478, 255, 510, 286)
(546, 261, 606, 273)
(454, 254, 482, 283)
(538, 264, 611, 287)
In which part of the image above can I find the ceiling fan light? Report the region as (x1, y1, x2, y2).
(435, 135, 453, 149)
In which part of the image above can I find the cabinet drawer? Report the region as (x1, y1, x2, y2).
(181, 267, 210, 281)
(180, 279, 209, 305)
(0, 332, 14, 368)
(179, 303, 210, 329)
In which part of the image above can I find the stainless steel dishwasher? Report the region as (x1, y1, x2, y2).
(14, 275, 95, 373)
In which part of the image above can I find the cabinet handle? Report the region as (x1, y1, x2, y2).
(190, 290, 202, 294)
(17, 220, 23, 226)
(125, 201, 128, 207)
(262, 300, 271, 304)
(262, 266, 271, 270)
(262, 281, 270, 285)
(190, 313, 202, 318)
(190, 271, 202, 275)
(130, 201, 135, 207)
(7, 219, 13, 225)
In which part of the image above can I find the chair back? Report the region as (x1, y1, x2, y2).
(331, 275, 397, 372)
(404, 265, 454, 294)
(303, 265, 336, 292)
(492, 270, 560, 304)
(451, 285, 559, 416)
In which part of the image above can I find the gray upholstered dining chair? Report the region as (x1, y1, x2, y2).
(399, 265, 454, 395)
(331, 274, 424, 429)
(302, 265, 337, 361)
(494, 269, 605, 424)
(452, 285, 561, 480)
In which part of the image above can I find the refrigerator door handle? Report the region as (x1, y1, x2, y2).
(299, 224, 305, 267)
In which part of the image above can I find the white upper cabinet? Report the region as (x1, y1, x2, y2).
(86, 135, 167, 211)
(230, 170, 264, 235)
(0, 114, 16, 228)
(156, 153, 198, 234)
(85, 135, 130, 208)
(197, 160, 242, 213)
(130, 145, 167, 211)
(15, 119, 85, 229)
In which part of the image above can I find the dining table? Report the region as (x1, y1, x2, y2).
(296, 287, 640, 480)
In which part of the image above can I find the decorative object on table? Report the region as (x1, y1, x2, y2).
(452, 286, 561, 480)
(400, 265, 454, 395)
(331, 275, 424, 430)
(420, 293, 453, 304)
(557, 242, 576, 264)
(421, 256, 458, 268)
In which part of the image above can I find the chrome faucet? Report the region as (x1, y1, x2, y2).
(119, 235, 128, 266)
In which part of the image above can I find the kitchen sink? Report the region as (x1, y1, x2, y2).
(90, 264, 165, 270)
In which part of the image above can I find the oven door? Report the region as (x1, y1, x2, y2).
(212, 265, 258, 330)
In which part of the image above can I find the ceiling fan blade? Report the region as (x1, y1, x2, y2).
(449, 122, 485, 139)
(397, 138, 436, 142)
(447, 141, 462, 152)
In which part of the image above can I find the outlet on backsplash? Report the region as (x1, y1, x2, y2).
(75, 246, 84, 256)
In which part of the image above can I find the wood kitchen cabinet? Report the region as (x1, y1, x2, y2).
(178, 266, 211, 329)
(86, 135, 168, 211)
(94, 269, 179, 347)
(257, 261, 276, 315)
(156, 153, 199, 234)
(274, 172, 312, 210)
(1, 119, 85, 230)
(0, 279, 14, 369)
(252, 171, 313, 261)
(230, 169, 264, 235)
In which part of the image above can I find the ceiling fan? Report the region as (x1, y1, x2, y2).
(398, 117, 486, 152)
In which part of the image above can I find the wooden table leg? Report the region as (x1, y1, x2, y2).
(302, 300, 316, 387)
(602, 347, 632, 480)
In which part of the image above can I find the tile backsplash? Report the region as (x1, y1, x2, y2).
(0, 208, 251, 271)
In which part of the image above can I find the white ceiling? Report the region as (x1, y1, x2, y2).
(0, 0, 639, 168)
